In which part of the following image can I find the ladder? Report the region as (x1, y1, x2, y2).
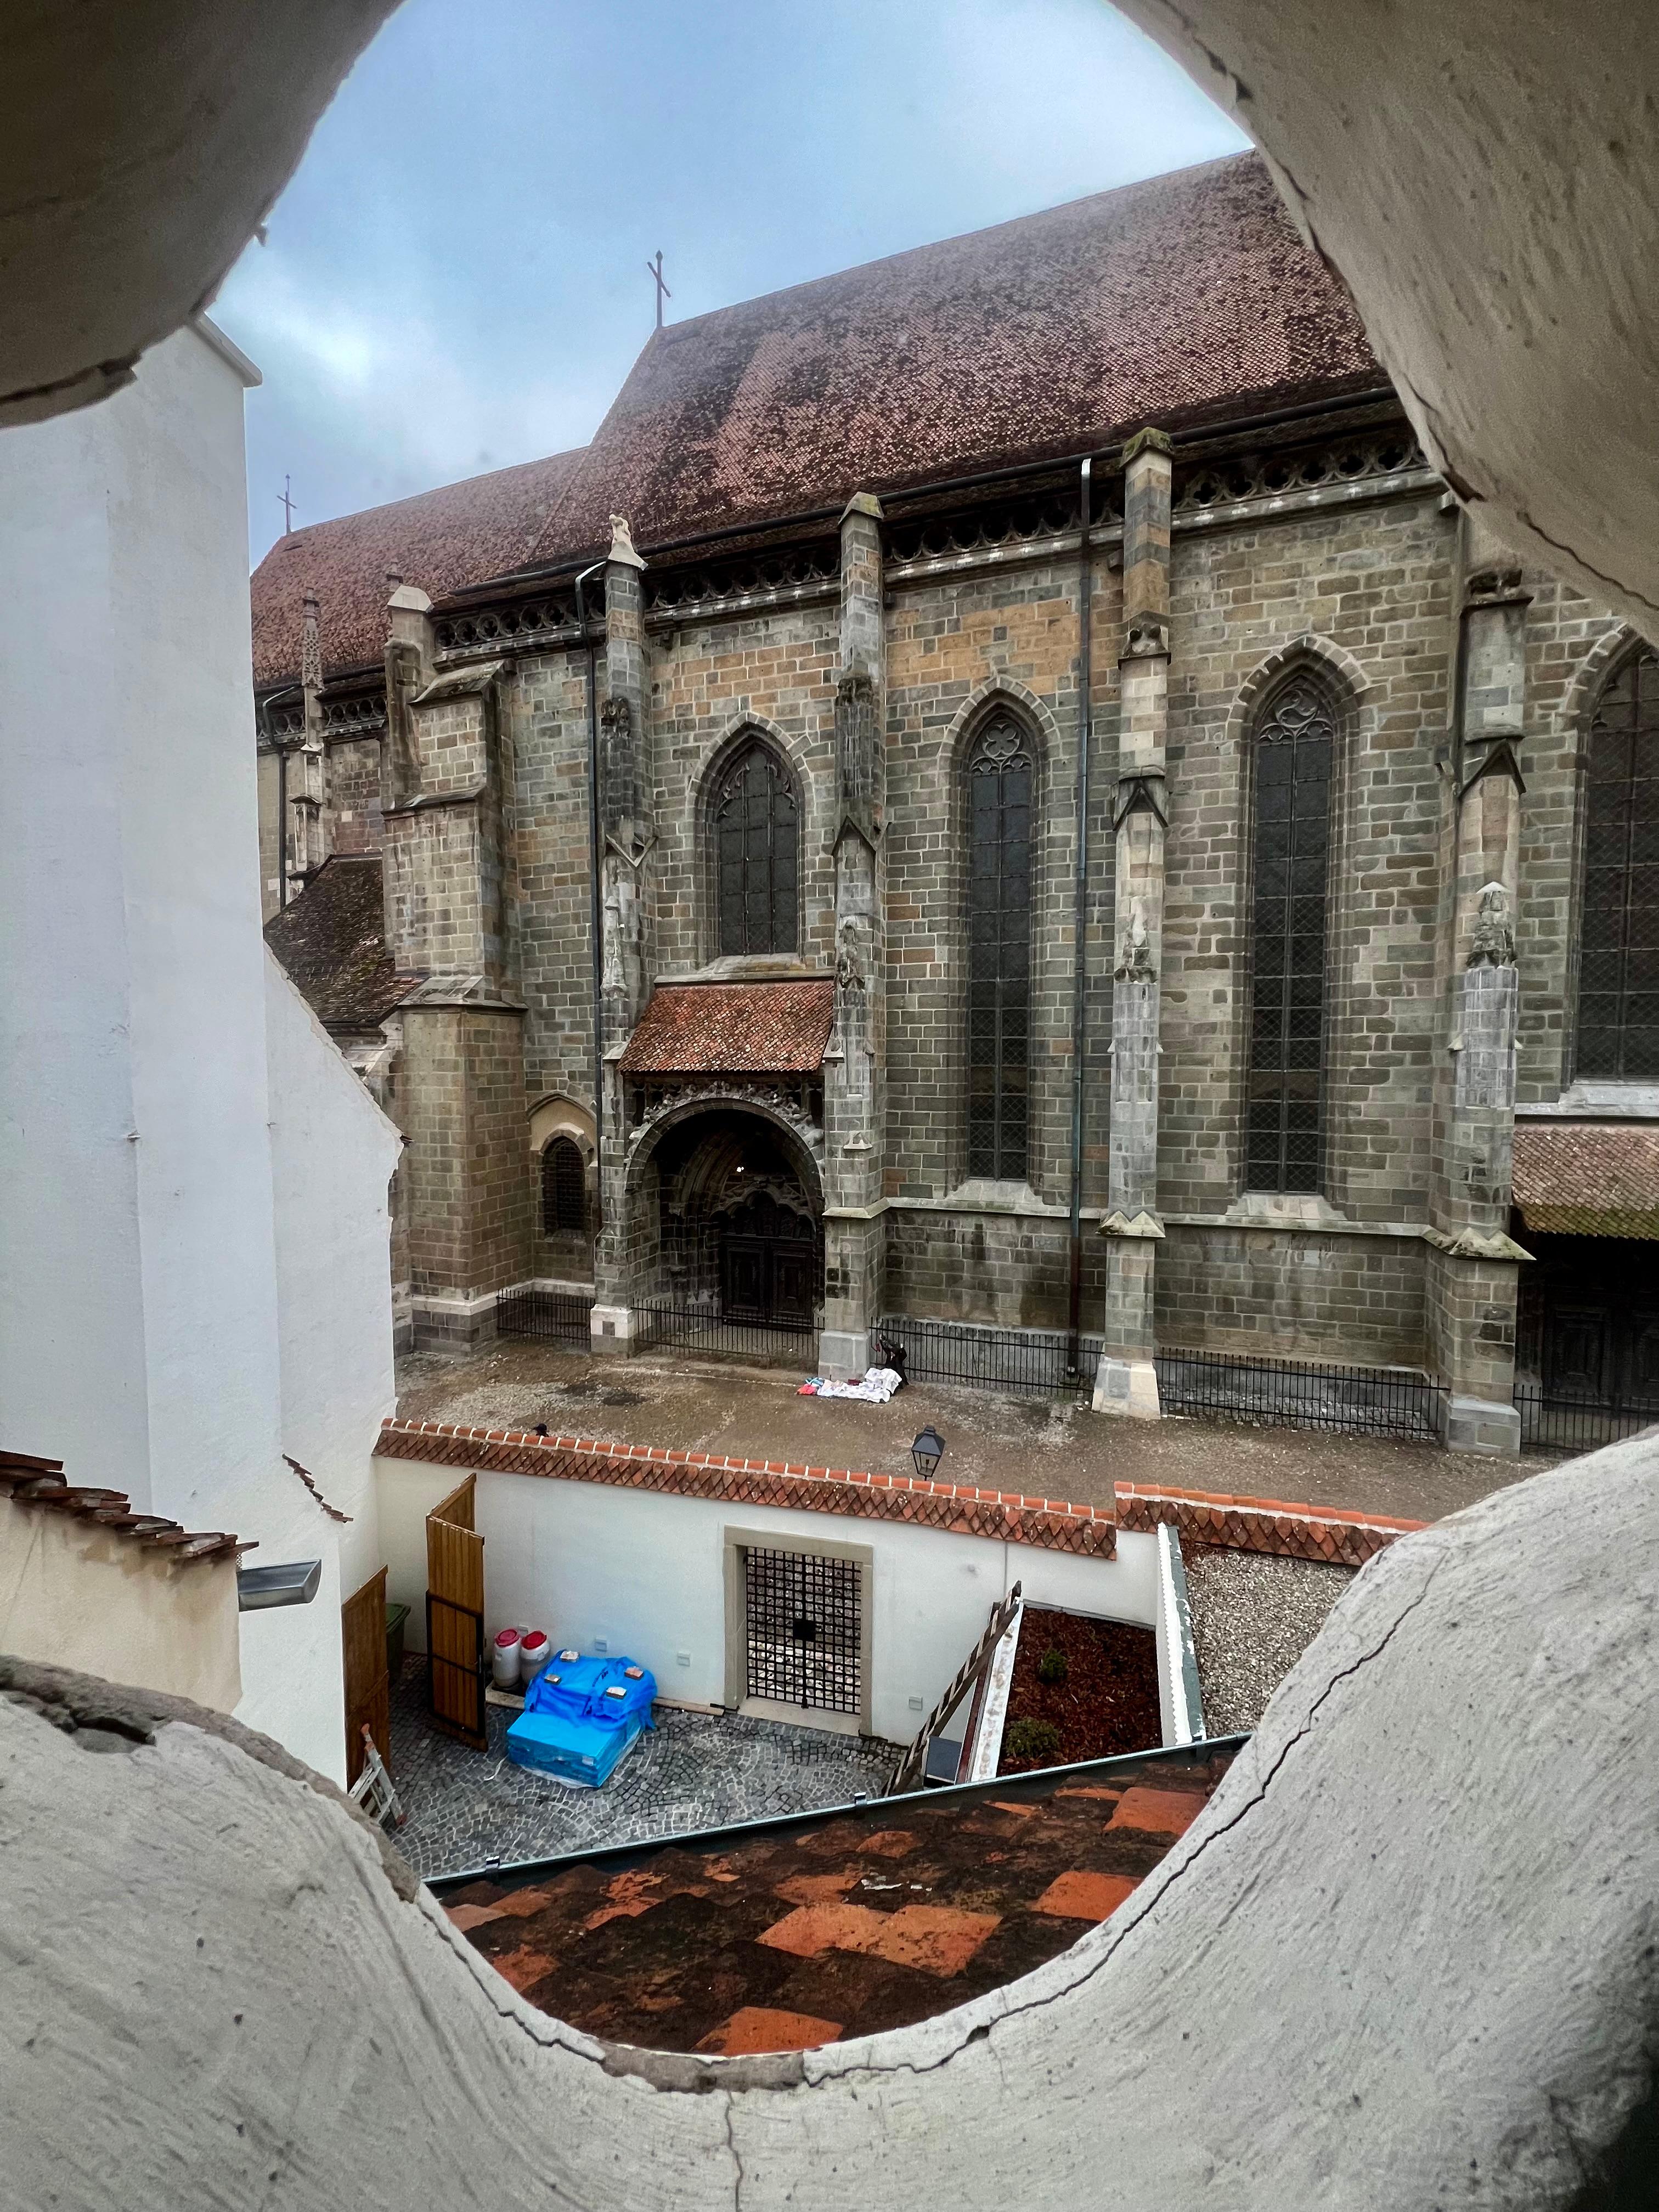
(347, 1725, 407, 1828)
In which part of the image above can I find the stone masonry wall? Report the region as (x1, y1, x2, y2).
(324, 735, 385, 857)
(648, 605, 841, 975)
(1156, 1223, 1427, 1365)
(882, 556, 1115, 1211)
(505, 646, 596, 1107)
(1514, 580, 1632, 1102)
(1160, 490, 1458, 1224)
(884, 1204, 1106, 1333)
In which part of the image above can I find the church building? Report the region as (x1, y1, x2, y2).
(252, 153, 1658, 1453)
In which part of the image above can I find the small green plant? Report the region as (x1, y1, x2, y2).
(1005, 1717, 1061, 1762)
(1036, 1646, 1069, 1685)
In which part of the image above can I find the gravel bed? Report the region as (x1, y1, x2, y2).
(1181, 1544, 1356, 1737)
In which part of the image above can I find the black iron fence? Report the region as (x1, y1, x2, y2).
(871, 1317, 1099, 1397)
(495, 1288, 593, 1345)
(1153, 1349, 1447, 1440)
(1514, 1383, 1659, 1455)
(633, 1299, 819, 1365)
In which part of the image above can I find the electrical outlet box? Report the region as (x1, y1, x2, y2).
(676, 1650, 691, 1667)
(908, 1695, 924, 1711)
(591, 1638, 608, 1654)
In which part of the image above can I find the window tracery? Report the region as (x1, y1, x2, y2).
(1578, 647, 1659, 1079)
(714, 738, 799, 957)
(1245, 672, 1336, 1193)
(966, 713, 1034, 1182)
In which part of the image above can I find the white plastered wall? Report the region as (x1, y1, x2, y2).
(378, 1459, 1156, 1745)
(0, 320, 396, 1786)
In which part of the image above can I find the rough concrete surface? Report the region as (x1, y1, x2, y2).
(4, 1435, 1655, 2208)
(1182, 1545, 1354, 1736)
(397, 1340, 1559, 1523)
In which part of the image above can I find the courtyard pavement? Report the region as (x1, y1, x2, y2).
(396, 1338, 1563, 1526)
(386, 1657, 899, 1882)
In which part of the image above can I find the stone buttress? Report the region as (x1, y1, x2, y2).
(379, 587, 531, 1350)
(1426, 514, 1532, 1454)
(1093, 430, 1172, 1419)
(819, 493, 887, 1375)
(591, 518, 654, 1347)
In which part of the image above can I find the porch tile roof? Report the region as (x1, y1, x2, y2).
(619, 982, 836, 1075)
(1513, 1122, 1659, 1240)
(435, 1743, 1239, 2056)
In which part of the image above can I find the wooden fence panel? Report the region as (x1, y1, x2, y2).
(341, 1567, 389, 1788)
(426, 1476, 486, 1747)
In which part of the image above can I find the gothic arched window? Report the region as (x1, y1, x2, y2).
(1245, 670, 1336, 1193)
(1577, 646, 1659, 1079)
(966, 713, 1034, 1181)
(540, 1136, 588, 1236)
(714, 738, 798, 956)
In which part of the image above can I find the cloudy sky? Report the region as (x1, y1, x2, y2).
(216, 0, 1245, 569)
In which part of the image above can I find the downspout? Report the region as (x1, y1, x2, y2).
(1066, 457, 1093, 1373)
(574, 561, 606, 1162)
(259, 685, 302, 909)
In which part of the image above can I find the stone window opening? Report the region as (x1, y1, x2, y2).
(540, 1135, 588, 1238)
(712, 734, 799, 958)
(1576, 645, 1659, 1081)
(965, 712, 1034, 1183)
(1243, 667, 1338, 1195)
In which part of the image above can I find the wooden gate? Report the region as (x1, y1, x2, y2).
(341, 1567, 390, 1789)
(426, 1475, 486, 1749)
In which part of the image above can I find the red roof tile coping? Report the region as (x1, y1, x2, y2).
(374, 1418, 1114, 1559)
(0, 1459, 251, 1565)
(374, 1423, 1428, 1566)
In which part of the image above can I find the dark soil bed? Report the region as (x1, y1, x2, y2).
(997, 1607, 1161, 1773)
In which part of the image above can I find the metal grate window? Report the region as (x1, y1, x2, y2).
(715, 738, 799, 956)
(743, 1546, 861, 1714)
(1578, 647, 1659, 1079)
(1245, 673, 1335, 1193)
(966, 715, 1033, 1180)
(540, 1136, 587, 1235)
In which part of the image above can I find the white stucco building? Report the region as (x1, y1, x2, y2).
(0, 318, 400, 1782)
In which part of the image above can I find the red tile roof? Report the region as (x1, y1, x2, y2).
(619, 983, 836, 1075)
(534, 153, 1381, 562)
(264, 855, 419, 1034)
(251, 448, 585, 686)
(1, 1451, 250, 1564)
(1513, 1122, 1659, 1239)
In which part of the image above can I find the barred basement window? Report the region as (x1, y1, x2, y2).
(966, 713, 1033, 1181)
(540, 1136, 587, 1236)
(1245, 670, 1336, 1193)
(714, 737, 798, 955)
(1577, 647, 1659, 1079)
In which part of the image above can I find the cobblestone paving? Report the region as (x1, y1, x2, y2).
(385, 1660, 900, 1882)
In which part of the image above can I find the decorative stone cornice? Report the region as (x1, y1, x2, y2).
(1421, 1225, 1533, 1262)
(1121, 425, 1174, 465)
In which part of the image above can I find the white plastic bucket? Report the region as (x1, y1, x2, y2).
(518, 1629, 550, 1681)
(491, 1627, 522, 1689)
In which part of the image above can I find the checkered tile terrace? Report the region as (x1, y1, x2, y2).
(376, 1421, 1426, 1565)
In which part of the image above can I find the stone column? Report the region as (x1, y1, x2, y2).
(819, 493, 887, 1378)
(287, 589, 326, 888)
(1093, 428, 1171, 1419)
(1428, 516, 1532, 1455)
(592, 516, 654, 1350)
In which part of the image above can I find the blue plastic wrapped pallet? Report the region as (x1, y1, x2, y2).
(505, 1651, 657, 1787)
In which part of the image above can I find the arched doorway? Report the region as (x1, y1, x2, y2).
(650, 1108, 823, 1325)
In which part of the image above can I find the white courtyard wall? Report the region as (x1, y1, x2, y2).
(377, 1459, 1155, 1745)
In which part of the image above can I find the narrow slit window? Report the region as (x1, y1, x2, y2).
(1577, 647, 1659, 1080)
(1245, 673, 1335, 1193)
(541, 1136, 587, 1236)
(966, 714, 1033, 1181)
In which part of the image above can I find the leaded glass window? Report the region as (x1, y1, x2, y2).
(541, 1136, 587, 1235)
(1245, 672, 1335, 1192)
(1578, 647, 1659, 1079)
(715, 739, 798, 956)
(966, 714, 1032, 1180)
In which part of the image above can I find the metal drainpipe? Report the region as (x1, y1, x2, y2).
(574, 561, 606, 1165)
(1066, 457, 1093, 1373)
(259, 685, 302, 908)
